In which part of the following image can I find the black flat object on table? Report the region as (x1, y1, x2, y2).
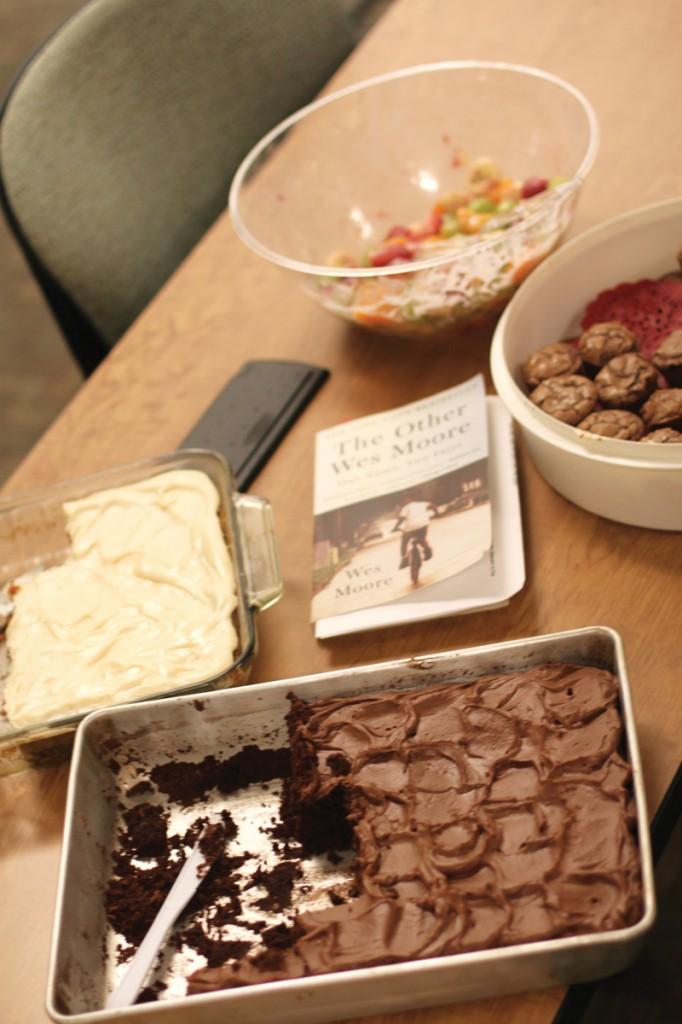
(553, 761, 682, 1024)
(181, 360, 329, 490)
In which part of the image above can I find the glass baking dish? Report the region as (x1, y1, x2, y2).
(0, 449, 283, 774)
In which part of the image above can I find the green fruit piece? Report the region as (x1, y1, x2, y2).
(469, 197, 496, 214)
(496, 198, 517, 213)
(440, 212, 459, 237)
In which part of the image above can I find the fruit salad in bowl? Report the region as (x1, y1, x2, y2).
(320, 158, 573, 336)
(230, 62, 598, 340)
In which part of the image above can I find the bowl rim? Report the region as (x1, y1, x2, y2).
(228, 60, 600, 279)
(490, 195, 682, 468)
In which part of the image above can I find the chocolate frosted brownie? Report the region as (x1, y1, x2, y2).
(578, 409, 645, 440)
(529, 375, 597, 425)
(578, 322, 639, 369)
(651, 330, 682, 386)
(641, 427, 682, 443)
(189, 665, 642, 993)
(521, 342, 582, 389)
(641, 388, 682, 430)
(594, 354, 658, 409)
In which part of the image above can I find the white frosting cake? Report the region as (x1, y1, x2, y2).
(4, 469, 238, 728)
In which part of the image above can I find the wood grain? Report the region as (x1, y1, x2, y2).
(1, 2, 681, 1022)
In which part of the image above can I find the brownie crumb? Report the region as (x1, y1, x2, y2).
(198, 821, 227, 863)
(326, 753, 351, 776)
(106, 859, 182, 946)
(149, 760, 215, 806)
(179, 923, 252, 968)
(135, 980, 167, 1004)
(121, 803, 168, 859)
(177, 809, 238, 852)
(221, 809, 238, 840)
(287, 786, 354, 856)
(184, 853, 247, 918)
(126, 779, 154, 798)
(207, 902, 242, 928)
(150, 746, 290, 806)
(247, 861, 302, 912)
(136, 987, 156, 1004)
(116, 942, 135, 964)
(262, 922, 298, 950)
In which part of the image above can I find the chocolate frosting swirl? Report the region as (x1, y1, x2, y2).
(189, 665, 642, 993)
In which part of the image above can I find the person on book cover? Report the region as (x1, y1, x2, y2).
(393, 495, 438, 570)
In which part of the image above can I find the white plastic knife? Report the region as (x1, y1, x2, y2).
(106, 821, 224, 1009)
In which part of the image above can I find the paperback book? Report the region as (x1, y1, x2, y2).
(311, 374, 525, 638)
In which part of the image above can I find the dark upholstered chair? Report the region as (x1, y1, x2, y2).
(0, 0, 371, 374)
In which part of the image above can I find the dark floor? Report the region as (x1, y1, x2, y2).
(0, 0, 84, 487)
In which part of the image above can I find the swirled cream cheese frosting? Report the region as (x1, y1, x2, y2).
(4, 469, 238, 728)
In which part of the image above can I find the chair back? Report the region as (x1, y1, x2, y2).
(0, 0, 360, 370)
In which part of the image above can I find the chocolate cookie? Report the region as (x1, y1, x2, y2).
(529, 374, 597, 425)
(520, 342, 582, 389)
(595, 354, 658, 408)
(651, 330, 682, 386)
(577, 409, 645, 440)
(578, 321, 639, 369)
(641, 389, 682, 430)
(641, 428, 682, 443)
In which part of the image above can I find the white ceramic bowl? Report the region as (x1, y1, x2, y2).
(490, 197, 682, 531)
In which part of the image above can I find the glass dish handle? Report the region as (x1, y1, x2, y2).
(234, 493, 283, 611)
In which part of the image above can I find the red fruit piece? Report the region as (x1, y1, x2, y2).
(409, 210, 444, 240)
(427, 209, 444, 235)
(521, 176, 548, 199)
(370, 243, 415, 267)
(582, 278, 682, 359)
(384, 224, 411, 240)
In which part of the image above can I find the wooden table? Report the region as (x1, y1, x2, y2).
(1, 1, 681, 1021)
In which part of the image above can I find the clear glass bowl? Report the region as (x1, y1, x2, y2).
(229, 62, 599, 340)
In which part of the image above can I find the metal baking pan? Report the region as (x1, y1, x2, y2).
(0, 449, 283, 774)
(47, 626, 655, 1023)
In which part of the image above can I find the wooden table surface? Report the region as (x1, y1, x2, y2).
(1, 1, 681, 1021)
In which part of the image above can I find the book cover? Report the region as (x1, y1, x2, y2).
(311, 376, 523, 636)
